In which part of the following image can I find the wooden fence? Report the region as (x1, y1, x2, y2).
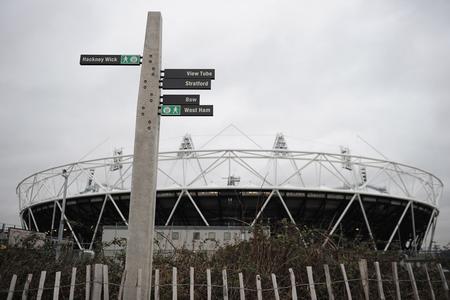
(2, 260, 449, 299)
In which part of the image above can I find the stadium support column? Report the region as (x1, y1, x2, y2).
(123, 12, 162, 300)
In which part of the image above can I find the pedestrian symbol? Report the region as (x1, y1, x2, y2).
(161, 105, 181, 116)
(120, 55, 141, 65)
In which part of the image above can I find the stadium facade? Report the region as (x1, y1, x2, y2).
(16, 133, 442, 252)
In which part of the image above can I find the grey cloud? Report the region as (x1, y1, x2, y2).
(1, 0, 449, 243)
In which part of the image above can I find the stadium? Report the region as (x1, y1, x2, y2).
(16, 131, 442, 252)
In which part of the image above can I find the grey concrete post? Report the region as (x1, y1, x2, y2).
(123, 11, 162, 300)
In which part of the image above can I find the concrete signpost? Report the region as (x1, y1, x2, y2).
(121, 12, 162, 300)
(80, 11, 215, 299)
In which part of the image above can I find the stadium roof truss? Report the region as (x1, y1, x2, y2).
(17, 148, 443, 252)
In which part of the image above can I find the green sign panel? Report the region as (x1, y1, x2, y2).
(120, 55, 140, 65)
(161, 105, 181, 116)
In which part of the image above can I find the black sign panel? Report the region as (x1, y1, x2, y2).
(164, 69, 215, 79)
(162, 95, 200, 105)
(162, 79, 211, 90)
(80, 55, 141, 65)
(180, 105, 213, 116)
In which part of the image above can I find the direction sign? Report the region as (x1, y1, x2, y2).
(161, 105, 213, 116)
(162, 95, 200, 105)
(164, 69, 215, 79)
(80, 55, 141, 65)
(162, 78, 211, 90)
(181, 105, 213, 116)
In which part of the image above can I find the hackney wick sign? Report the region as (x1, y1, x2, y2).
(80, 54, 141, 65)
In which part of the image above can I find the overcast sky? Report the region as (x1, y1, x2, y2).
(1, 0, 449, 244)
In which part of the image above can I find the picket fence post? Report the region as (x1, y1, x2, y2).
(206, 268, 212, 300)
(69, 267, 77, 300)
(36, 271, 47, 300)
(238, 272, 246, 300)
(53, 271, 61, 300)
(172, 267, 177, 300)
(374, 261, 385, 300)
(92, 264, 103, 300)
(22, 273, 33, 300)
(406, 263, 420, 300)
(307, 266, 317, 300)
(423, 264, 435, 300)
(222, 269, 229, 300)
(103, 265, 109, 300)
(437, 263, 449, 299)
(271, 273, 280, 300)
(358, 259, 369, 300)
(154, 269, 159, 300)
(289, 268, 298, 300)
(256, 275, 262, 300)
(190, 267, 195, 300)
(7, 274, 17, 300)
(85, 265, 91, 300)
(392, 262, 401, 300)
(323, 264, 335, 300)
(340, 264, 352, 300)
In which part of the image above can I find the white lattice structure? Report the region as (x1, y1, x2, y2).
(17, 135, 443, 252)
